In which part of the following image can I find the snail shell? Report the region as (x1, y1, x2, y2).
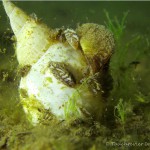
(3, 0, 58, 67)
(3, 0, 114, 124)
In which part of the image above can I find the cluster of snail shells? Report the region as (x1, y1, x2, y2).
(3, 0, 115, 125)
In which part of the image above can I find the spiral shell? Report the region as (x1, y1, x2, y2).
(3, 0, 57, 67)
(3, 0, 114, 124)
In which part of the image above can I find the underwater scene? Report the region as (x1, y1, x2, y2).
(0, 1, 150, 150)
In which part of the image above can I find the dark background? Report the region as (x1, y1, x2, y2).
(0, 1, 150, 35)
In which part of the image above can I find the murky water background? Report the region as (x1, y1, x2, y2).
(0, 1, 150, 150)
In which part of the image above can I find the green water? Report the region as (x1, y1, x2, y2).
(1, 2, 150, 33)
(0, 1, 150, 150)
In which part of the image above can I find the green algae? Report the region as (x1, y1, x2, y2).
(64, 89, 81, 121)
(45, 77, 53, 83)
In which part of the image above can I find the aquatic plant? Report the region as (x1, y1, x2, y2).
(64, 74, 103, 121)
(136, 92, 149, 104)
(114, 98, 126, 125)
(104, 9, 129, 43)
(64, 90, 81, 120)
(104, 10, 149, 106)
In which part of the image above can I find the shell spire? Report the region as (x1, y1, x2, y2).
(2, 0, 28, 36)
(2, 0, 55, 67)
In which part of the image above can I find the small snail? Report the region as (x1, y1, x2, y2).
(3, 0, 115, 125)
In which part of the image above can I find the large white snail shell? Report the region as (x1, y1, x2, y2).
(20, 43, 103, 124)
(3, 0, 105, 125)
